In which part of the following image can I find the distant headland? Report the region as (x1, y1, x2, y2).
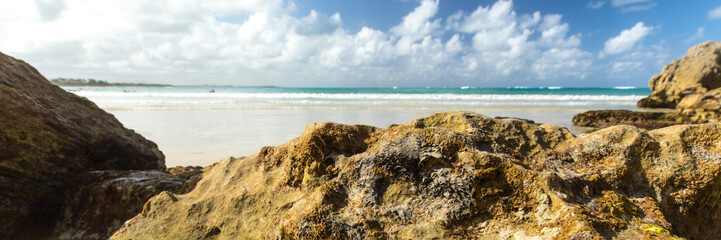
(50, 77, 172, 87)
(50, 78, 279, 88)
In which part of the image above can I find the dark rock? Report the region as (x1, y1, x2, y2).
(50, 171, 183, 240)
(167, 166, 204, 194)
(572, 110, 678, 130)
(0, 51, 165, 238)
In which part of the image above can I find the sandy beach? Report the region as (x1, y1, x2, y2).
(68, 86, 649, 166)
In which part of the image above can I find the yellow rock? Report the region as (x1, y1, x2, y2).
(111, 112, 721, 239)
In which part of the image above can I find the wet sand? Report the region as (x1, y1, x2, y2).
(112, 108, 590, 167)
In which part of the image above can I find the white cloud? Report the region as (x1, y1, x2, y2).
(0, 0, 595, 87)
(532, 48, 591, 79)
(603, 41, 668, 83)
(709, 5, 721, 19)
(445, 0, 518, 33)
(610, 0, 648, 7)
(620, 2, 656, 12)
(685, 27, 705, 44)
(295, 11, 342, 36)
(390, 0, 440, 37)
(609, 0, 655, 12)
(611, 61, 643, 73)
(603, 22, 652, 55)
(34, 0, 67, 21)
(587, 1, 606, 9)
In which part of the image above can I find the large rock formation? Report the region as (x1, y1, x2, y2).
(113, 111, 720, 239)
(638, 41, 721, 109)
(0, 51, 166, 238)
(574, 41, 721, 130)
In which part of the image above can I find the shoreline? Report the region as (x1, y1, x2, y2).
(109, 108, 610, 167)
(63, 85, 647, 167)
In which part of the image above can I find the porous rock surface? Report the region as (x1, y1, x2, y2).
(113, 111, 721, 239)
(0, 51, 165, 238)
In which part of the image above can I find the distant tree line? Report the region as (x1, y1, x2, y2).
(51, 78, 111, 86)
(50, 78, 171, 87)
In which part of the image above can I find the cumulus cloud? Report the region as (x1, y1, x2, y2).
(0, 0, 595, 86)
(603, 22, 652, 55)
(391, 0, 440, 37)
(709, 5, 721, 19)
(296, 11, 342, 35)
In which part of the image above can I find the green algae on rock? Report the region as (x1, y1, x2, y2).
(112, 111, 720, 239)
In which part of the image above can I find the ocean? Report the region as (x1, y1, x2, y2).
(64, 86, 651, 167)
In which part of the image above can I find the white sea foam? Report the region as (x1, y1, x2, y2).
(613, 86, 636, 89)
(73, 91, 643, 101)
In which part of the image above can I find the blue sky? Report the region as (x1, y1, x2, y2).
(0, 0, 719, 87)
(293, 0, 719, 58)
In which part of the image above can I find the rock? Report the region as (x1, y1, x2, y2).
(572, 110, 679, 130)
(50, 171, 183, 240)
(638, 41, 721, 109)
(574, 41, 721, 130)
(167, 166, 204, 194)
(573, 109, 720, 131)
(645, 124, 721, 239)
(0, 51, 165, 238)
(113, 111, 718, 239)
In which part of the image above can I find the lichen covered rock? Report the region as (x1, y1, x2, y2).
(113, 111, 719, 239)
(0, 51, 165, 238)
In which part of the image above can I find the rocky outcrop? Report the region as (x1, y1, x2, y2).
(0, 51, 165, 238)
(574, 41, 721, 130)
(638, 41, 721, 109)
(112, 111, 720, 239)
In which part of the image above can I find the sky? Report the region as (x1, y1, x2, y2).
(0, 0, 719, 88)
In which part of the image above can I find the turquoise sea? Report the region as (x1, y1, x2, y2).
(65, 86, 652, 166)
